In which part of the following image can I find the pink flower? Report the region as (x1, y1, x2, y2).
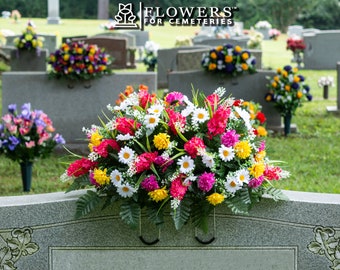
(89, 171, 100, 187)
(7, 125, 17, 134)
(205, 94, 219, 109)
(264, 165, 282, 181)
(259, 141, 266, 152)
(207, 105, 230, 137)
(2, 114, 12, 124)
(141, 175, 159, 191)
(166, 108, 186, 135)
(248, 175, 264, 188)
(197, 172, 215, 192)
(184, 137, 205, 158)
(38, 131, 51, 145)
(170, 175, 189, 200)
(93, 139, 121, 157)
(25, 141, 35, 148)
(165, 91, 184, 106)
(67, 158, 98, 177)
(221, 130, 240, 147)
(135, 152, 158, 173)
(138, 89, 156, 109)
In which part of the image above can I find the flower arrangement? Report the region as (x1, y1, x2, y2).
(201, 44, 257, 77)
(142, 41, 159, 71)
(254, 20, 272, 30)
(269, 28, 281, 40)
(48, 40, 112, 81)
(0, 103, 65, 163)
(11, 10, 21, 23)
(241, 101, 268, 137)
(318, 76, 334, 88)
(100, 20, 116, 31)
(246, 28, 263, 49)
(13, 23, 43, 52)
(286, 36, 306, 53)
(265, 65, 312, 117)
(61, 84, 289, 232)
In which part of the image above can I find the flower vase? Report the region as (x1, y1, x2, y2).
(20, 161, 33, 192)
(283, 113, 292, 136)
(293, 52, 303, 68)
(323, 85, 329, 99)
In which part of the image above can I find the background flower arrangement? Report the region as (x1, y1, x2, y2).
(286, 35, 306, 53)
(246, 28, 263, 49)
(61, 85, 289, 232)
(265, 65, 312, 117)
(48, 40, 112, 81)
(269, 28, 281, 40)
(201, 44, 257, 77)
(254, 20, 272, 30)
(142, 41, 159, 71)
(0, 103, 65, 163)
(13, 22, 43, 52)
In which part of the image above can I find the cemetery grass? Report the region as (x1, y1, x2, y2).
(0, 19, 339, 195)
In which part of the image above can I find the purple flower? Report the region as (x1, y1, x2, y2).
(283, 65, 292, 72)
(141, 175, 159, 192)
(8, 104, 17, 114)
(291, 82, 299, 90)
(198, 172, 215, 192)
(8, 136, 20, 151)
(53, 133, 65, 144)
(221, 130, 240, 147)
(21, 103, 31, 120)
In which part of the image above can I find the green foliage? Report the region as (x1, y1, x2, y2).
(75, 190, 101, 218)
(66, 175, 90, 193)
(119, 200, 141, 229)
(171, 198, 192, 230)
(225, 187, 252, 214)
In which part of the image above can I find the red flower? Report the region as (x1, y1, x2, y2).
(205, 93, 219, 110)
(170, 175, 190, 200)
(184, 137, 206, 158)
(256, 111, 267, 124)
(93, 139, 121, 157)
(166, 108, 186, 135)
(67, 158, 97, 177)
(115, 117, 141, 135)
(135, 152, 158, 173)
(207, 105, 230, 137)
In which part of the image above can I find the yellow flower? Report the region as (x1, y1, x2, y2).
(225, 55, 233, 63)
(206, 193, 225, 206)
(285, 85, 291, 92)
(277, 68, 282, 74)
(282, 70, 288, 77)
(234, 141, 252, 159)
(208, 63, 217, 70)
(210, 51, 217, 59)
(241, 63, 248, 71)
(297, 91, 303, 98)
(88, 131, 103, 151)
(293, 76, 300, 83)
(216, 46, 223, 51)
(256, 126, 268, 137)
(293, 67, 299, 73)
(25, 33, 33, 41)
(148, 187, 168, 202)
(274, 75, 280, 82)
(241, 52, 249, 60)
(249, 162, 265, 178)
(63, 54, 70, 61)
(234, 45, 242, 53)
(93, 168, 110, 185)
(271, 81, 277, 88)
(255, 150, 266, 161)
(153, 133, 170, 150)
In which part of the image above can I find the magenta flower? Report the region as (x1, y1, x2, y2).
(221, 130, 240, 147)
(141, 175, 159, 191)
(165, 91, 184, 106)
(170, 176, 189, 200)
(184, 137, 206, 158)
(197, 172, 215, 192)
(248, 176, 264, 188)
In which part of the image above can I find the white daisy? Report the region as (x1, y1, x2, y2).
(192, 108, 209, 124)
(177, 155, 195, 174)
(117, 183, 136, 198)
(110, 169, 123, 186)
(144, 114, 160, 130)
(235, 168, 250, 184)
(225, 176, 242, 194)
(202, 152, 215, 168)
(234, 106, 252, 130)
(118, 146, 135, 164)
(147, 104, 164, 116)
(219, 145, 235, 162)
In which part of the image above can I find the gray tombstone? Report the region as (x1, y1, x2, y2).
(126, 30, 150, 61)
(303, 30, 340, 70)
(9, 48, 47, 71)
(94, 32, 136, 48)
(193, 36, 250, 49)
(72, 36, 128, 69)
(47, 0, 60, 24)
(168, 70, 281, 131)
(287, 25, 304, 38)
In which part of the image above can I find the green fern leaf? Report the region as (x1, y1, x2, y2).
(75, 190, 101, 219)
(191, 201, 213, 234)
(225, 188, 252, 214)
(146, 204, 165, 227)
(120, 200, 141, 229)
(66, 175, 90, 193)
(264, 187, 289, 201)
(172, 199, 192, 230)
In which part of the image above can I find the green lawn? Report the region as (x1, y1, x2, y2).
(0, 18, 339, 195)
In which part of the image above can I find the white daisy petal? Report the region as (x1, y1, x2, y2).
(118, 146, 135, 164)
(117, 183, 136, 198)
(193, 108, 209, 123)
(144, 114, 160, 129)
(225, 176, 242, 193)
(110, 169, 124, 186)
(177, 155, 195, 174)
(235, 168, 250, 184)
(219, 145, 235, 162)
